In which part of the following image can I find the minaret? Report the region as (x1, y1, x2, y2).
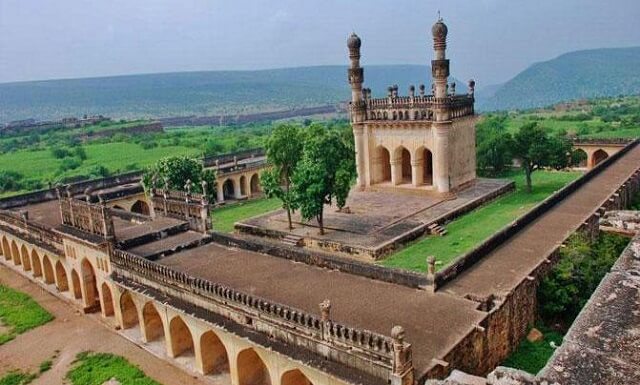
(347, 32, 367, 189)
(347, 32, 364, 121)
(431, 18, 452, 193)
(431, 17, 449, 101)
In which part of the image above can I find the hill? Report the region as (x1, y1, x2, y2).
(0, 65, 441, 124)
(479, 47, 640, 111)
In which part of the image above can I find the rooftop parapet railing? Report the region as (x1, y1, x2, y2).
(59, 193, 115, 240)
(571, 137, 634, 146)
(0, 210, 64, 253)
(110, 248, 413, 383)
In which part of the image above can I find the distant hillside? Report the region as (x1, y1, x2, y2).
(0, 65, 440, 124)
(479, 47, 640, 111)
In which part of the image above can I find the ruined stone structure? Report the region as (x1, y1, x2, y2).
(571, 138, 630, 169)
(203, 148, 267, 203)
(349, 19, 476, 194)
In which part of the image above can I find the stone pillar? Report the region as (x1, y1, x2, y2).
(391, 326, 414, 385)
(411, 160, 423, 187)
(391, 159, 402, 186)
(216, 182, 224, 203)
(434, 123, 451, 193)
(354, 126, 366, 189)
(233, 178, 242, 199)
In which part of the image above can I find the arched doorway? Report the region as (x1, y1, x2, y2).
(573, 149, 588, 168)
(281, 369, 313, 385)
(31, 250, 42, 278)
(239, 176, 247, 196)
(2, 237, 10, 261)
(0, 237, 4, 258)
(400, 147, 412, 183)
(223, 179, 235, 200)
(592, 149, 609, 166)
(101, 283, 115, 317)
(11, 241, 20, 266)
(42, 255, 54, 284)
(250, 174, 260, 194)
(131, 200, 150, 216)
(200, 330, 229, 375)
(169, 316, 194, 358)
(120, 292, 139, 330)
(142, 302, 164, 343)
(237, 348, 271, 385)
(55, 261, 69, 292)
(375, 146, 391, 183)
(423, 149, 433, 185)
(71, 269, 82, 299)
(81, 259, 100, 310)
(20, 245, 31, 271)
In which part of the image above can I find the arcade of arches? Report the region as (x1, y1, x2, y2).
(0, 231, 350, 385)
(217, 171, 262, 203)
(373, 145, 434, 188)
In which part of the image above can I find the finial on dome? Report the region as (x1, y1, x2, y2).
(347, 32, 362, 52)
(432, 17, 448, 41)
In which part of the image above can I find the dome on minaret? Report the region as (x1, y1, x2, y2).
(347, 32, 361, 51)
(431, 19, 448, 41)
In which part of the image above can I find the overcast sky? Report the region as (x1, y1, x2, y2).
(1, 0, 639, 86)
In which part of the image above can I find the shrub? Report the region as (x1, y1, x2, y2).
(51, 147, 72, 159)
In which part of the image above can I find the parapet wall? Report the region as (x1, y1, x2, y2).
(110, 248, 413, 385)
(435, 139, 640, 289)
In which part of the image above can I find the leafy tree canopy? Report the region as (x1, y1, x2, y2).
(142, 156, 216, 201)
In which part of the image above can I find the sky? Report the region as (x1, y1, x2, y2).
(1, 0, 639, 86)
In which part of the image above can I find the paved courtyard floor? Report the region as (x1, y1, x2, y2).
(238, 178, 512, 259)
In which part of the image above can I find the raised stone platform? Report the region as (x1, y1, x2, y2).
(236, 178, 513, 260)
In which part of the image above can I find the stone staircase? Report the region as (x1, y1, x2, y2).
(428, 222, 448, 237)
(281, 234, 303, 247)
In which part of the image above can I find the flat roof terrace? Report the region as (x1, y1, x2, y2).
(158, 241, 486, 376)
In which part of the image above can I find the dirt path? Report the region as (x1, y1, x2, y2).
(0, 265, 209, 385)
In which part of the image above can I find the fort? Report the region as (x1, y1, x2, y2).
(1, 18, 640, 385)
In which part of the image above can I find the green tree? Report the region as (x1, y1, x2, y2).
(143, 156, 216, 202)
(476, 116, 513, 176)
(513, 123, 572, 192)
(261, 124, 304, 229)
(293, 125, 356, 235)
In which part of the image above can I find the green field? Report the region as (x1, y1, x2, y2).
(212, 197, 281, 233)
(501, 325, 563, 374)
(66, 352, 161, 385)
(0, 284, 54, 345)
(381, 170, 581, 272)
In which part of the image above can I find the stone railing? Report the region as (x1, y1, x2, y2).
(110, 248, 413, 384)
(59, 196, 115, 239)
(361, 94, 474, 122)
(202, 148, 265, 168)
(150, 189, 211, 233)
(572, 137, 633, 146)
(0, 210, 64, 253)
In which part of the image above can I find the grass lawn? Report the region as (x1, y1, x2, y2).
(0, 371, 36, 385)
(0, 285, 54, 345)
(66, 352, 161, 385)
(212, 197, 281, 233)
(381, 170, 581, 272)
(501, 325, 564, 374)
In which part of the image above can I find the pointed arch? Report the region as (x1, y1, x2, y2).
(374, 145, 391, 184)
(131, 200, 150, 216)
(20, 244, 31, 271)
(394, 146, 412, 184)
(142, 302, 164, 342)
(250, 173, 260, 194)
(11, 241, 20, 266)
(81, 258, 100, 310)
(237, 348, 271, 385)
(31, 249, 42, 278)
(2, 237, 10, 261)
(169, 316, 194, 358)
(281, 369, 313, 385)
(101, 282, 115, 317)
(200, 330, 229, 375)
(55, 261, 69, 292)
(415, 146, 433, 186)
(42, 255, 54, 284)
(223, 179, 235, 200)
(70, 269, 82, 299)
(120, 291, 139, 329)
(573, 148, 588, 168)
(592, 149, 609, 166)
